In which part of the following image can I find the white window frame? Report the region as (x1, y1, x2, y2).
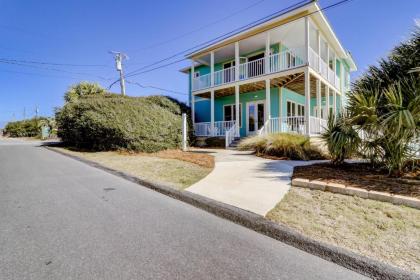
(286, 99, 304, 117)
(223, 103, 242, 128)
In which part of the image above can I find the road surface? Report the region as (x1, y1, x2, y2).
(0, 139, 369, 280)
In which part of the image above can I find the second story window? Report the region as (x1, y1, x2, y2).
(194, 72, 200, 78)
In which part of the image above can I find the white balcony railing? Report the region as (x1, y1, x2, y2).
(309, 116, 327, 135)
(308, 47, 341, 91)
(193, 47, 306, 91)
(214, 67, 235, 86)
(308, 47, 319, 71)
(335, 76, 341, 91)
(194, 121, 236, 137)
(258, 116, 327, 136)
(239, 57, 265, 80)
(192, 74, 211, 91)
(328, 68, 335, 85)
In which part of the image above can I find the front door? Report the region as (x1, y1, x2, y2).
(246, 101, 265, 135)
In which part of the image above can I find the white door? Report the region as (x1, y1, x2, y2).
(246, 101, 265, 135)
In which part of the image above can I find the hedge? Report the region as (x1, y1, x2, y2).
(3, 117, 49, 137)
(55, 94, 192, 152)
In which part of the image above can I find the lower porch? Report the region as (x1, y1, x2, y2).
(192, 69, 342, 145)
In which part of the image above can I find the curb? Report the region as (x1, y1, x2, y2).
(292, 178, 420, 210)
(46, 147, 419, 280)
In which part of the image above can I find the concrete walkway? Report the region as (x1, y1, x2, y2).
(187, 149, 325, 216)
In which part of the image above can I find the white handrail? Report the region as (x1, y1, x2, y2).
(225, 124, 237, 148)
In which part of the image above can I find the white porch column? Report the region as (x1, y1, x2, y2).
(235, 42, 240, 81)
(317, 30, 321, 72)
(265, 79, 271, 120)
(304, 68, 311, 135)
(210, 51, 215, 87)
(191, 60, 195, 92)
(265, 32, 270, 74)
(326, 45, 330, 80)
(210, 90, 215, 136)
(235, 85, 240, 137)
(304, 16, 310, 65)
(333, 52, 336, 86)
(279, 87, 283, 118)
(325, 86, 330, 120)
(333, 90, 337, 116)
(191, 94, 195, 125)
(316, 79, 321, 118)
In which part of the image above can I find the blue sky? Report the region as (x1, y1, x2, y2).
(0, 0, 418, 127)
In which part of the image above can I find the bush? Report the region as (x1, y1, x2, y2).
(321, 113, 360, 165)
(238, 133, 324, 160)
(3, 117, 51, 138)
(55, 94, 191, 152)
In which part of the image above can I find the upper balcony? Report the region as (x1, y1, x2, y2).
(187, 14, 355, 94)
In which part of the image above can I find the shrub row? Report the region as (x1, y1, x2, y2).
(3, 117, 50, 137)
(56, 94, 192, 152)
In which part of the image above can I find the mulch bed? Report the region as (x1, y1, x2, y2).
(293, 163, 420, 199)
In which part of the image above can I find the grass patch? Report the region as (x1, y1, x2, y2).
(267, 187, 420, 273)
(54, 148, 213, 190)
(238, 133, 325, 160)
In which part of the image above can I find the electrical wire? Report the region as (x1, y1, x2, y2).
(0, 57, 109, 67)
(125, 80, 188, 96)
(129, 0, 267, 53)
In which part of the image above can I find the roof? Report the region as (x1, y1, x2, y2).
(180, 0, 357, 73)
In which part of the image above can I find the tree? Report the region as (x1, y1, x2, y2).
(64, 82, 107, 103)
(346, 25, 420, 176)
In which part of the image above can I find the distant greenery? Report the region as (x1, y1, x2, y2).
(64, 81, 106, 103)
(238, 133, 324, 160)
(323, 26, 419, 176)
(56, 92, 192, 152)
(3, 117, 55, 138)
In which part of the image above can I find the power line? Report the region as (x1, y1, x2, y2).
(0, 57, 109, 67)
(0, 68, 83, 80)
(124, 0, 310, 78)
(0, 59, 112, 81)
(125, 80, 188, 96)
(129, 0, 267, 53)
(107, 0, 353, 88)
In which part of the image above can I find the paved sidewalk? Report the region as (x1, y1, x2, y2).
(187, 149, 325, 215)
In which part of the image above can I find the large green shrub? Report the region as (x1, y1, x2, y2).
(3, 117, 51, 137)
(56, 94, 191, 152)
(321, 113, 360, 165)
(238, 133, 324, 160)
(346, 26, 419, 176)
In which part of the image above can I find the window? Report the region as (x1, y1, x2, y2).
(194, 71, 200, 78)
(224, 104, 242, 127)
(287, 100, 304, 117)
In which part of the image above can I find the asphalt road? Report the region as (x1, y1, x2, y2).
(0, 139, 369, 280)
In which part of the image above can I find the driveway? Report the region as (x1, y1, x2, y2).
(187, 148, 324, 215)
(0, 139, 367, 280)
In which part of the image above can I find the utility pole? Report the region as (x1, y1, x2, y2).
(35, 106, 39, 119)
(23, 107, 26, 120)
(110, 51, 128, 96)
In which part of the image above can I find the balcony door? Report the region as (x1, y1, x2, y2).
(246, 101, 265, 135)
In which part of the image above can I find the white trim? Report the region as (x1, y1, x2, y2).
(286, 99, 305, 117)
(223, 103, 242, 128)
(246, 100, 266, 136)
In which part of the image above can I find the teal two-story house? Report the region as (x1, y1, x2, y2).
(181, 0, 356, 147)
